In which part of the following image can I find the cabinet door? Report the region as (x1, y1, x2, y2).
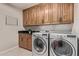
(23, 10, 29, 26)
(48, 3, 59, 24)
(23, 7, 36, 25)
(33, 3, 48, 25)
(19, 33, 28, 49)
(36, 4, 45, 25)
(23, 10, 27, 26)
(19, 34, 26, 48)
(29, 6, 37, 25)
(27, 8, 33, 25)
(19, 33, 23, 47)
(27, 4, 45, 25)
(23, 4, 49, 25)
(27, 34, 32, 51)
(37, 3, 50, 24)
(30, 6, 37, 25)
(61, 3, 74, 23)
(24, 34, 28, 49)
(42, 4, 49, 24)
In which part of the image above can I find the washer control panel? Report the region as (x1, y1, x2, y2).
(42, 34, 48, 39)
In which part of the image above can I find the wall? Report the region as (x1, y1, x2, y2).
(72, 4, 79, 37)
(25, 24, 73, 34)
(0, 4, 24, 52)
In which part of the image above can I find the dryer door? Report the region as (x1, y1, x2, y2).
(33, 37, 47, 55)
(51, 39, 75, 56)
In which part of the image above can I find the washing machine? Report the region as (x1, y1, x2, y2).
(32, 33, 49, 56)
(50, 33, 78, 56)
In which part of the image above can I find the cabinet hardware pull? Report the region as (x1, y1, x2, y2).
(59, 17, 62, 22)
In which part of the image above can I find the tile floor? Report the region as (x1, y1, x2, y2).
(0, 46, 32, 56)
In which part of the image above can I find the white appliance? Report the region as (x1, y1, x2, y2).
(32, 33, 49, 56)
(50, 33, 78, 56)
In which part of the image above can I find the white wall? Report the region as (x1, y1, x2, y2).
(25, 24, 72, 34)
(72, 4, 79, 37)
(0, 4, 24, 52)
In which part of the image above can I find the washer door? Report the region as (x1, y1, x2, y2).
(33, 37, 47, 55)
(51, 39, 75, 56)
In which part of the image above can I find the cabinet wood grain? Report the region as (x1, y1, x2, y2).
(48, 3, 60, 24)
(36, 4, 45, 25)
(19, 33, 32, 51)
(61, 3, 74, 23)
(23, 3, 74, 26)
(27, 34, 32, 50)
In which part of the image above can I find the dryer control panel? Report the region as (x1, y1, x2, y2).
(67, 35, 76, 38)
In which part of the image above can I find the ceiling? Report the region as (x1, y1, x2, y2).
(6, 3, 39, 10)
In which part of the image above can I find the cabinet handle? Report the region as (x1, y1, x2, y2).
(42, 15, 44, 23)
(42, 18, 44, 23)
(59, 17, 62, 22)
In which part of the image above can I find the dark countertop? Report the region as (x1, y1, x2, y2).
(18, 30, 40, 34)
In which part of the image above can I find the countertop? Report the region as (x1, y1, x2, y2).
(18, 30, 40, 34)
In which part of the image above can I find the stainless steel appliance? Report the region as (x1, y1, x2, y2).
(49, 33, 77, 56)
(32, 33, 49, 56)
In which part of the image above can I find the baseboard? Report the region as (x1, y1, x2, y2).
(0, 46, 18, 55)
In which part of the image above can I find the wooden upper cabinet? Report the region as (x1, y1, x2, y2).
(36, 4, 49, 24)
(48, 3, 60, 24)
(48, 3, 74, 24)
(31, 6, 37, 25)
(23, 6, 37, 26)
(23, 10, 27, 26)
(43, 4, 49, 24)
(36, 4, 44, 25)
(23, 3, 74, 26)
(60, 3, 74, 24)
(23, 9, 30, 26)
